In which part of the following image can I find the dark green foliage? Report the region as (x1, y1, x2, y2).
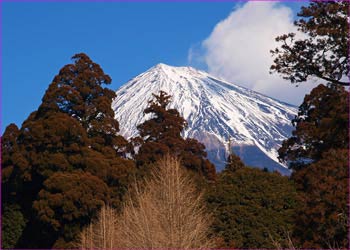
(207, 167, 297, 248)
(135, 91, 216, 181)
(270, 1, 349, 86)
(1, 53, 135, 248)
(1, 204, 26, 249)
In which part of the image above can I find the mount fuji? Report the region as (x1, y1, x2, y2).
(112, 63, 297, 175)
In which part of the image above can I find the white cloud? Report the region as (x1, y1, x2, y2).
(189, 1, 318, 105)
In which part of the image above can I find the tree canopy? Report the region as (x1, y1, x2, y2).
(291, 149, 349, 248)
(270, 1, 349, 86)
(207, 167, 297, 248)
(278, 84, 349, 170)
(1, 53, 135, 248)
(271, 2, 349, 247)
(39, 53, 128, 152)
(277, 83, 349, 249)
(223, 152, 245, 174)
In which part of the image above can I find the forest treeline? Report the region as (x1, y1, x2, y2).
(1, 1, 349, 249)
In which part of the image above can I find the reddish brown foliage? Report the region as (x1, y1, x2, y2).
(135, 91, 216, 181)
(291, 149, 349, 248)
(1, 53, 135, 248)
(277, 84, 349, 247)
(278, 84, 349, 169)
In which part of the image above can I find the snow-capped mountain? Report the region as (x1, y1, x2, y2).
(112, 63, 297, 175)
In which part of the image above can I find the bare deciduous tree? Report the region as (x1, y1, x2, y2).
(79, 155, 213, 248)
(80, 205, 119, 249)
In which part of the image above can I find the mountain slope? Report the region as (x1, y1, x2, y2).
(112, 63, 297, 175)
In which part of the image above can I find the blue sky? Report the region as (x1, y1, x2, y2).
(1, 1, 307, 132)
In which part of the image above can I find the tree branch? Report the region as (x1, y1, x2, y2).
(316, 74, 350, 86)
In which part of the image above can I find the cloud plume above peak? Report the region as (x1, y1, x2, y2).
(189, 1, 318, 105)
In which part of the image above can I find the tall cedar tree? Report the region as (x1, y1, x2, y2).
(270, 1, 349, 86)
(1, 53, 135, 248)
(206, 163, 297, 248)
(39, 53, 129, 152)
(278, 84, 349, 169)
(135, 91, 216, 181)
(278, 84, 349, 248)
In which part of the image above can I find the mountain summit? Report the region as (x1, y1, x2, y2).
(112, 63, 297, 175)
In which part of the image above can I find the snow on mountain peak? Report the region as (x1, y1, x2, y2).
(112, 64, 297, 174)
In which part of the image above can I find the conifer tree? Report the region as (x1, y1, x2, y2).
(276, 85, 349, 248)
(33, 171, 111, 248)
(1, 53, 135, 248)
(38, 53, 128, 153)
(135, 91, 216, 180)
(1, 204, 26, 249)
(271, 2, 349, 247)
(277, 85, 349, 248)
(278, 84, 349, 169)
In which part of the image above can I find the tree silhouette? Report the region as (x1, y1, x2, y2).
(270, 1, 349, 86)
(135, 91, 216, 181)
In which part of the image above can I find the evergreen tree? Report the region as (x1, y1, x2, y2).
(33, 171, 111, 248)
(271, 2, 350, 246)
(278, 84, 349, 247)
(278, 84, 349, 169)
(1, 53, 135, 248)
(270, 1, 349, 86)
(206, 167, 297, 248)
(291, 149, 349, 248)
(38, 53, 128, 152)
(135, 91, 216, 180)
